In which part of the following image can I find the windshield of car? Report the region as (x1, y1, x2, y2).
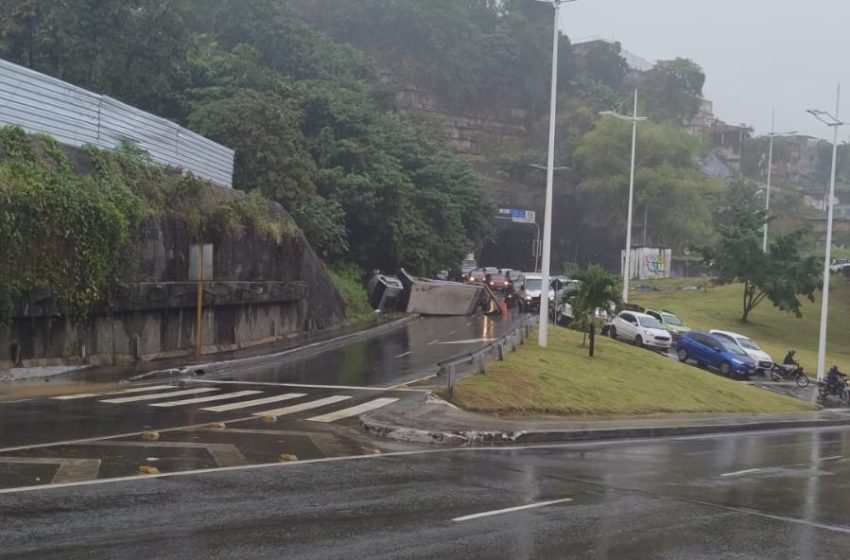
(525, 279, 542, 291)
(638, 316, 663, 328)
(737, 337, 760, 351)
(487, 274, 506, 282)
(661, 313, 683, 326)
(719, 340, 747, 355)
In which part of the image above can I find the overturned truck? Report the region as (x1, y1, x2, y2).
(368, 270, 500, 316)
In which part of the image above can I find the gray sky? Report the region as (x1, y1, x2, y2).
(559, 0, 849, 140)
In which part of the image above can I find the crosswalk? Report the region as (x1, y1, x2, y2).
(48, 383, 398, 424)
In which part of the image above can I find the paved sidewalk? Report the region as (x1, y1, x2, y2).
(361, 395, 850, 446)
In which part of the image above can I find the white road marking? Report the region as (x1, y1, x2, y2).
(190, 379, 428, 393)
(438, 338, 496, 345)
(720, 468, 763, 478)
(427, 339, 439, 345)
(394, 351, 412, 359)
(52, 385, 175, 400)
(149, 390, 262, 408)
(448, 330, 457, 335)
(201, 393, 306, 412)
(100, 388, 219, 404)
(254, 395, 351, 418)
(452, 498, 574, 522)
(307, 398, 399, 423)
(821, 455, 844, 461)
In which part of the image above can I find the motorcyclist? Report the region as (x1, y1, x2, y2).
(781, 350, 800, 374)
(826, 364, 847, 394)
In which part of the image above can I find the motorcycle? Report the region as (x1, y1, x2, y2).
(769, 364, 810, 388)
(816, 378, 850, 403)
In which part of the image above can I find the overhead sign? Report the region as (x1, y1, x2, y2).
(497, 208, 537, 224)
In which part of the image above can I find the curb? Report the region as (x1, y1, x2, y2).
(131, 314, 417, 381)
(360, 415, 850, 447)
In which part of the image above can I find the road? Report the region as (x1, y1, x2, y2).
(0, 314, 518, 487)
(2, 426, 850, 558)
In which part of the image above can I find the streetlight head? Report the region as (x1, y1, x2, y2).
(808, 109, 845, 127)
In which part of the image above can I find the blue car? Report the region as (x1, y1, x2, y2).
(675, 331, 757, 378)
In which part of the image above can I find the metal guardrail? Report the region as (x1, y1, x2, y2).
(437, 314, 538, 394)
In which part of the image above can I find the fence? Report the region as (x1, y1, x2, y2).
(437, 314, 538, 394)
(0, 58, 234, 187)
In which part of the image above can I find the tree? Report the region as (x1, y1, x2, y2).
(640, 58, 705, 124)
(573, 117, 720, 251)
(699, 210, 820, 322)
(741, 135, 790, 180)
(564, 264, 621, 344)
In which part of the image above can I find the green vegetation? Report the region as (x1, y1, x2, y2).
(698, 209, 820, 321)
(450, 327, 812, 416)
(631, 279, 850, 374)
(0, 0, 495, 276)
(325, 266, 374, 326)
(575, 118, 721, 251)
(563, 264, 621, 335)
(0, 126, 297, 327)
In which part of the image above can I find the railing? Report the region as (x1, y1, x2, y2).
(437, 314, 538, 394)
(0, 58, 234, 187)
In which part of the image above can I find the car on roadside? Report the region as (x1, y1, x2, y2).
(608, 311, 672, 350)
(708, 329, 774, 373)
(484, 272, 511, 293)
(645, 309, 691, 342)
(829, 258, 850, 273)
(467, 268, 487, 283)
(676, 331, 757, 378)
(517, 272, 546, 311)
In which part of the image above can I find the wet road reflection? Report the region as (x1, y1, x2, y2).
(214, 314, 522, 387)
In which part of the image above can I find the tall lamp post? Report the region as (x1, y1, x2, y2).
(529, 163, 570, 274)
(600, 90, 648, 304)
(534, 0, 577, 347)
(762, 110, 797, 253)
(807, 84, 844, 381)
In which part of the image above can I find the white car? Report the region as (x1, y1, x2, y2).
(709, 330, 774, 372)
(608, 311, 672, 350)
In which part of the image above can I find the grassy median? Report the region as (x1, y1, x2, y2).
(631, 280, 850, 375)
(448, 327, 814, 416)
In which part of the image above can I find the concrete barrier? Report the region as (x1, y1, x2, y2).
(405, 281, 484, 315)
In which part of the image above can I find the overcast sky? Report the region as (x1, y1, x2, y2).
(559, 0, 849, 140)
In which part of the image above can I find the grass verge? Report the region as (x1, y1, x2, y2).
(448, 327, 814, 416)
(325, 265, 375, 325)
(631, 279, 850, 374)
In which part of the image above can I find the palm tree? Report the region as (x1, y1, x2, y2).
(564, 264, 622, 346)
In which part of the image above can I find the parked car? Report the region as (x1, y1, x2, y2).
(645, 309, 691, 341)
(708, 330, 774, 373)
(485, 272, 511, 293)
(829, 258, 850, 273)
(608, 311, 672, 350)
(676, 331, 757, 378)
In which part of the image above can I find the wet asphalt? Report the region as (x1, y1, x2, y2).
(2, 427, 850, 559)
(0, 315, 516, 450)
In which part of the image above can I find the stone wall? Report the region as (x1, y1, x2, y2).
(1, 199, 345, 368)
(394, 87, 528, 158)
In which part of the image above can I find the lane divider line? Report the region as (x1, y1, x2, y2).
(452, 498, 574, 522)
(189, 379, 429, 393)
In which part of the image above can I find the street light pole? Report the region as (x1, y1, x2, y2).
(536, 0, 572, 348)
(762, 112, 797, 253)
(763, 110, 776, 253)
(807, 84, 844, 381)
(600, 90, 648, 304)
